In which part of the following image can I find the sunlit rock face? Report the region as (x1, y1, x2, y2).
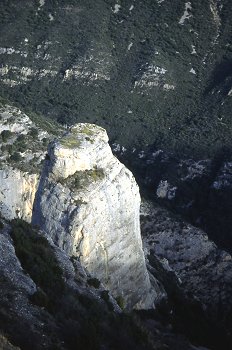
(0, 167, 38, 222)
(33, 124, 160, 309)
(0, 105, 50, 222)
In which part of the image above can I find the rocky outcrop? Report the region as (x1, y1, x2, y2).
(0, 106, 159, 309)
(0, 167, 38, 221)
(0, 105, 57, 222)
(33, 123, 159, 309)
(0, 334, 20, 350)
(0, 106, 40, 221)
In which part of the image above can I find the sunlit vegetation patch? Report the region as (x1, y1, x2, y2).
(59, 167, 105, 190)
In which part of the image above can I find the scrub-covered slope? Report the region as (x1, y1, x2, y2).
(0, 0, 232, 156)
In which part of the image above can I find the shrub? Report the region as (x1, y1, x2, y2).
(1, 144, 13, 154)
(101, 291, 114, 311)
(60, 168, 105, 190)
(10, 152, 22, 162)
(116, 295, 125, 310)
(13, 138, 26, 153)
(1, 130, 12, 142)
(29, 127, 39, 138)
(30, 288, 49, 308)
(10, 219, 64, 310)
(17, 134, 26, 142)
(87, 278, 101, 289)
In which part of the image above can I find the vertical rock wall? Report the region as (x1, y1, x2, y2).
(0, 167, 38, 222)
(33, 124, 159, 309)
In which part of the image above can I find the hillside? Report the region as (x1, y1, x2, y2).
(0, 0, 232, 156)
(0, 105, 219, 350)
(1, 2, 232, 349)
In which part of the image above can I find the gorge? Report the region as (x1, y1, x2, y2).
(1, 105, 232, 349)
(1, 1, 232, 349)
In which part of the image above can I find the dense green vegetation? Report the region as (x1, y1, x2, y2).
(0, 128, 45, 173)
(10, 219, 64, 309)
(0, 0, 231, 157)
(59, 167, 105, 190)
(0, 103, 64, 173)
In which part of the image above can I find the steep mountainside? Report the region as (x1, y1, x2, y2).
(0, 0, 232, 156)
(0, 219, 148, 350)
(141, 201, 232, 337)
(116, 145, 232, 253)
(0, 105, 215, 350)
(1, 218, 212, 350)
(0, 104, 62, 221)
(0, 105, 162, 310)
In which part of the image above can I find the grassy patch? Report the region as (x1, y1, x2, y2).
(116, 295, 125, 310)
(59, 134, 81, 149)
(60, 167, 105, 190)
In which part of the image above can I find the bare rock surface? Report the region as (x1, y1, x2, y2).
(33, 124, 160, 309)
(0, 105, 60, 222)
(0, 167, 38, 221)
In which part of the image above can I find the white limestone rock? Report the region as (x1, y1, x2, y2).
(0, 105, 54, 222)
(33, 123, 159, 309)
(0, 166, 38, 222)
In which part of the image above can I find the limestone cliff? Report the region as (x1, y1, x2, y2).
(0, 105, 52, 222)
(0, 167, 38, 221)
(33, 123, 159, 309)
